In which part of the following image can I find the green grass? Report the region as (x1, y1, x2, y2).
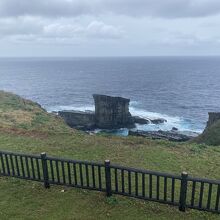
(0, 91, 220, 219)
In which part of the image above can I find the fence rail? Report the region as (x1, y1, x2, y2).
(0, 150, 219, 214)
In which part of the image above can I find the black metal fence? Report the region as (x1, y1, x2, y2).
(0, 150, 219, 214)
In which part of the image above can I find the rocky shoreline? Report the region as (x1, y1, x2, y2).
(58, 94, 201, 142)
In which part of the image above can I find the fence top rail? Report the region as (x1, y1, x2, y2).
(110, 164, 181, 179)
(0, 150, 41, 159)
(187, 176, 220, 185)
(46, 156, 104, 167)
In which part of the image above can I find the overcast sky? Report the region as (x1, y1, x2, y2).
(1, 0, 220, 56)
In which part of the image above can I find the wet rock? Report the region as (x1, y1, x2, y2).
(151, 118, 167, 124)
(172, 127, 178, 131)
(132, 116, 150, 124)
(128, 130, 191, 142)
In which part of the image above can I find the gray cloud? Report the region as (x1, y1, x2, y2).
(1, 0, 220, 19)
(0, 17, 123, 44)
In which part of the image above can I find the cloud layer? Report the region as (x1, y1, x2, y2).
(0, 0, 220, 56)
(1, 0, 220, 18)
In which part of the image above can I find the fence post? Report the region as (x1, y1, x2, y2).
(104, 160, 112, 197)
(41, 152, 50, 189)
(179, 171, 188, 212)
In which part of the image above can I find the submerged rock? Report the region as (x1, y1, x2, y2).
(151, 118, 167, 124)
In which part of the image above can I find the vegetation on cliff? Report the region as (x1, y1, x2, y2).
(196, 121, 220, 146)
(0, 91, 220, 219)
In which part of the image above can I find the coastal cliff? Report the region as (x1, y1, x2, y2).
(196, 112, 220, 145)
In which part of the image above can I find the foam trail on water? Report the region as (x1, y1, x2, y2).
(47, 105, 95, 113)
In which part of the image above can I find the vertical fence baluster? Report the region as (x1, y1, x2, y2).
(92, 165, 95, 188)
(98, 166, 102, 190)
(104, 160, 112, 197)
(142, 173, 145, 197)
(50, 160, 54, 182)
(15, 155, 20, 176)
(128, 171, 131, 195)
(73, 163, 77, 185)
(5, 154, 10, 175)
(149, 174, 152, 199)
(207, 183, 212, 210)
(61, 161, 66, 184)
(25, 156, 30, 178)
(121, 169, 125, 193)
(135, 172, 138, 196)
(79, 163, 83, 186)
(67, 162, 71, 185)
(199, 182, 204, 208)
(0, 152, 5, 174)
(157, 176, 160, 200)
(56, 160, 60, 183)
(20, 156, 25, 177)
(115, 168, 118, 192)
(179, 172, 188, 212)
(9, 155, 15, 176)
(85, 164, 89, 187)
(171, 178, 175, 203)
(215, 185, 220, 211)
(191, 181, 196, 207)
(164, 177, 167, 201)
(41, 153, 50, 188)
(30, 158, 35, 179)
(36, 158, 41, 180)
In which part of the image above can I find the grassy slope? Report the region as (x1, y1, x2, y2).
(0, 91, 220, 220)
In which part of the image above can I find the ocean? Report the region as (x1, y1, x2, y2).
(1, 56, 220, 135)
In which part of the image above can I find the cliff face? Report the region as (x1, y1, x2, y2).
(206, 112, 220, 129)
(93, 94, 134, 129)
(196, 112, 220, 145)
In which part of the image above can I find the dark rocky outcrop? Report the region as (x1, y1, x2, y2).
(93, 94, 134, 129)
(129, 130, 192, 142)
(132, 116, 150, 124)
(151, 118, 167, 124)
(195, 112, 220, 145)
(58, 110, 95, 130)
(206, 112, 220, 129)
(58, 94, 167, 131)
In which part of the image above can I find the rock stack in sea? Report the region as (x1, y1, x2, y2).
(58, 94, 167, 130)
(93, 94, 134, 129)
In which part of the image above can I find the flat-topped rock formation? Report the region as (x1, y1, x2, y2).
(58, 94, 167, 130)
(93, 94, 134, 129)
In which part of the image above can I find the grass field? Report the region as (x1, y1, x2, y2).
(0, 91, 220, 219)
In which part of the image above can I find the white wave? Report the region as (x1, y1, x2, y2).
(129, 106, 203, 133)
(47, 105, 95, 113)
